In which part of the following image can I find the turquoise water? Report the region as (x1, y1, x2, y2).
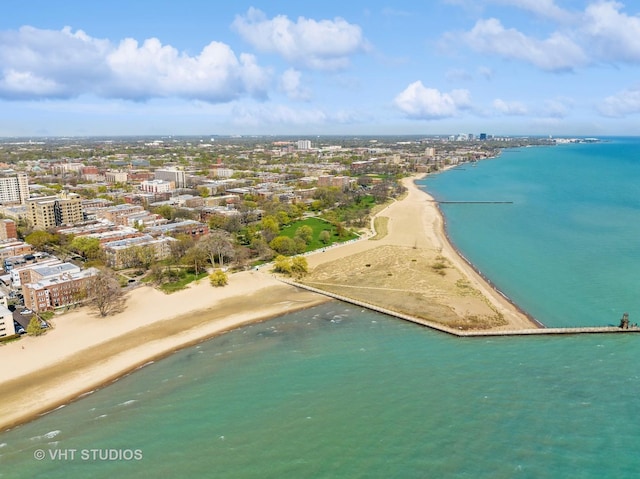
(2, 139, 640, 478)
(423, 138, 640, 327)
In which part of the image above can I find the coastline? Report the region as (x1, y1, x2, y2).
(427, 177, 545, 328)
(0, 275, 330, 432)
(0, 168, 538, 433)
(302, 172, 538, 331)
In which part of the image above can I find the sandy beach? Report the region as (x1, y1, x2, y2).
(0, 173, 537, 432)
(301, 173, 538, 331)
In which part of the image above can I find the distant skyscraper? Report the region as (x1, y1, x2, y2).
(0, 174, 29, 205)
(479, 133, 487, 141)
(297, 140, 312, 150)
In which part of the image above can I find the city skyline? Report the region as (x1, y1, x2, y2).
(2, 1, 640, 137)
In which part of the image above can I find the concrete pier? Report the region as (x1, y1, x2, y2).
(280, 279, 640, 338)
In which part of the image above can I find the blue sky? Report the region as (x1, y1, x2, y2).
(2, 0, 640, 137)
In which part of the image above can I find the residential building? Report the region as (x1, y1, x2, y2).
(105, 171, 129, 183)
(0, 242, 33, 264)
(0, 174, 29, 205)
(145, 220, 209, 239)
(96, 204, 145, 226)
(19, 262, 81, 289)
(10, 257, 62, 288)
(141, 179, 174, 193)
(23, 268, 99, 313)
(0, 305, 15, 337)
(103, 235, 176, 269)
(27, 193, 84, 229)
(297, 140, 312, 150)
(154, 168, 186, 188)
(0, 219, 17, 240)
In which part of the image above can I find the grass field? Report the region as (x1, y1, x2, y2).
(280, 217, 357, 252)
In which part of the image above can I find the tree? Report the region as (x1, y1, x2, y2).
(319, 230, 331, 244)
(273, 255, 292, 274)
(201, 230, 235, 269)
(169, 234, 195, 260)
(260, 215, 280, 242)
(70, 236, 103, 261)
(291, 256, 309, 279)
(270, 236, 297, 255)
(26, 316, 45, 336)
(295, 225, 313, 244)
(135, 245, 156, 269)
(182, 244, 209, 275)
(209, 270, 228, 287)
(25, 231, 58, 250)
(87, 269, 127, 317)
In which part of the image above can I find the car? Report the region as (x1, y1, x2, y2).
(13, 321, 25, 335)
(22, 309, 32, 315)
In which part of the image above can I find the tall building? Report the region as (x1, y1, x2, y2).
(27, 193, 84, 230)
(0, 305, 15, 337)
(0, 219, 17, 240)
(154, 168, 186, 189)
(297, 140, 312, 150)
(0, 174, 29, 205)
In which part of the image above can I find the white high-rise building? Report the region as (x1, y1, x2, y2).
(0, 174, 29, 205)
(297, 140, 312, 150)
(154, 168, 187, 189)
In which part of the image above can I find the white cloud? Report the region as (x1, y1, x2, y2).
(582, 1, 640, 63)
(493, 98, 528, 115)
(0, 26, 270, 101)
(599, 86, 640, 117)
(394, 81, 471, 119)
(231, 8, 369, 70)
(490, 0, 573, 22)
(279, 69, 311, 101)
(462, 18, 587, 71)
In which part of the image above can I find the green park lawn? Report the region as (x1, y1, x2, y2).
(280, 217, 357, 252)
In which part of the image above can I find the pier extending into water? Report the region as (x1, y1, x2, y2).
(435, 200, 514, 204)
(279, 279, 640, 338)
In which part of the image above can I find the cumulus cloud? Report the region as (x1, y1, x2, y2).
(394, 81, 471, 119)
(493, 98, 528, 115)
(599, 86, 640, 117)
(231, 8, 369, 70)
(462, 18, 587, 71)
(279, 68, 311, 101)
(449, 1, 640, 71)
(582, 1, 640, 63)
(0, 26, 270, 101)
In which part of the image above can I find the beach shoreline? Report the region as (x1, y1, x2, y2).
(0, 169, 538, 433)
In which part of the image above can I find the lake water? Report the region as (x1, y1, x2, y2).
(1, 138, 639, 478)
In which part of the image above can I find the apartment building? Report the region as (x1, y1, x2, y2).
(23, 268, 99, 313)
(141, 179, 175, 193)
(103, 235, 175, 269)
(0, 174, 29, 205)
(154, 168, 186, 188)
(27, 193, 84, 229)
(105, 171, 129, 183)
(145, 220, 209, 239)
(0, 219, 17, 240)
(0, 305, 15, 338)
